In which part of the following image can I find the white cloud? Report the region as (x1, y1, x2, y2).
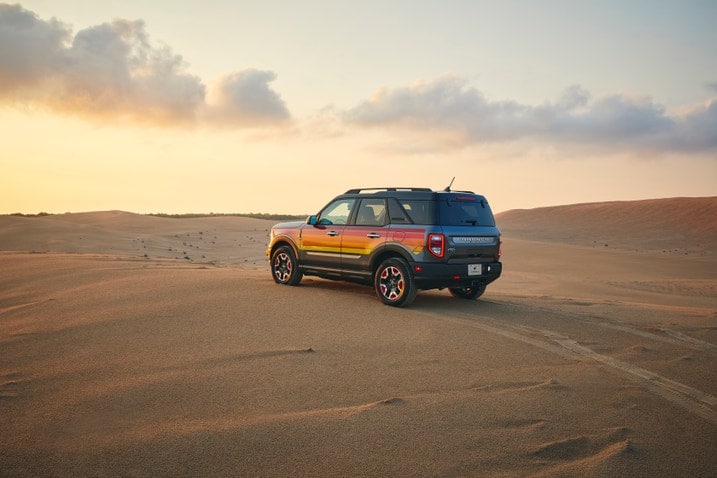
(345, 74, 532, 142)
(344, 74, 717, 155)
(0, 4, 69, 91)
(54, 19, 206, 122)
(205, 69, 290, 126)
(668, 99, 717, 152)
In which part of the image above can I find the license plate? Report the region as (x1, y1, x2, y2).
(468, 264, 482, 276)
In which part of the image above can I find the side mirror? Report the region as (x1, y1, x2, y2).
(307, 215, 318, 225)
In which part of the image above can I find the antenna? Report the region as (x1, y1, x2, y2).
(444, 177, 455, 192)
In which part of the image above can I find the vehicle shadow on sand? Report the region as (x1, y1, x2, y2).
(292, 276, 511, 314)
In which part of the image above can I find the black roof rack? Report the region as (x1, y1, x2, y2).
(344, 187, 432, 194)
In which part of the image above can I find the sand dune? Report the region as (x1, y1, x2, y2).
(1, 199, 715, 476)
(497, 196, 717, 252)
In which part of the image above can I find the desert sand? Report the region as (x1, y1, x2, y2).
(1, 198, 715, 477)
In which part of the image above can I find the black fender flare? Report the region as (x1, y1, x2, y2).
(269, 236, 300, 260)
(369, 244, 415, 274)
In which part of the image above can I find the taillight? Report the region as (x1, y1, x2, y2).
(427, 233, 445, 258)
(498, 239, 502, 259)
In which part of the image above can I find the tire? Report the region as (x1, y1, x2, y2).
(449, 284, 486, 300)
(271, 246, 303, 286)
(374, 257, 416, 307)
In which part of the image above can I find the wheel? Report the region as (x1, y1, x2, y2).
(449, 284, 486, 300)
(374, 257, 416, 307)
(271, 246, 303, 286)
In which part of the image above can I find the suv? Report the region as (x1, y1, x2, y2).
(266, 187, 502, 307)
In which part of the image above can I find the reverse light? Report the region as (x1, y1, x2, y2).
(427, 233, 445, 258)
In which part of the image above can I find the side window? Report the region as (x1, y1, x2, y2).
(318, 199, 355, 225)
(399, 200, 435, 225)
(354, 199, 387, 226)
(387, 198, 412, 224)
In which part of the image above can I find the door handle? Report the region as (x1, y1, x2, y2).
(366, 233, 381, 239)
(327, 230, 340, 237)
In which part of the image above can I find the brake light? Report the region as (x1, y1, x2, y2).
(427, 233, 445, 258)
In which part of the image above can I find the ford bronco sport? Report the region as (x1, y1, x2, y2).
(267, 187, 502, 307)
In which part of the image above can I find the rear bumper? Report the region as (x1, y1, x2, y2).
(412, 261, 502, 290)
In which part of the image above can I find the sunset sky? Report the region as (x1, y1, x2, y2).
(2, 1, 716, 215)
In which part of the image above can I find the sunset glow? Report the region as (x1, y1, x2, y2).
(2, 1, 715, 214)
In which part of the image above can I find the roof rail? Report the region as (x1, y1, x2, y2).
(344, 187, 433, 194)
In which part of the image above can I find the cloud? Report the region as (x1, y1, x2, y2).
(205, 69, 290, 126)
(0, 3, 712, 147)
(0, 4, 69, 91)
(549, 92, 674, 143)
(56, 19, 206, 123)
(0, 4, 289, 127)
(344, 74, 717, 155)
(669, 98, 717, 152)
(345, 74, 532, 142)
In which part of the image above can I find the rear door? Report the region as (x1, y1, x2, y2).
(440, 194, 501, 265)
(340, 198, 388, 278)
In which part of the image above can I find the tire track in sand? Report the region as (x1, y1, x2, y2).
(428, 311, 717, 425)
(488, 299, 716, 353)
(525, 326, 717, 425)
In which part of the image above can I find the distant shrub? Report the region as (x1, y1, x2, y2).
(7, 212, 53, 217)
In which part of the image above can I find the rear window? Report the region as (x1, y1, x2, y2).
(439, 196, 496, 226)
